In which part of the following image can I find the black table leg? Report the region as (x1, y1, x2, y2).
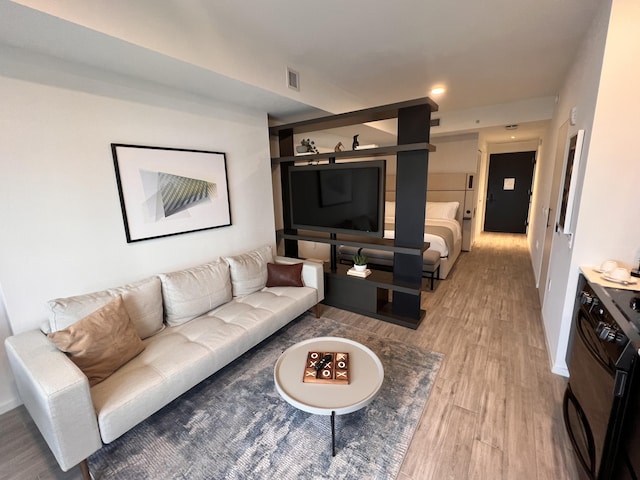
(331, 410, 336, 456)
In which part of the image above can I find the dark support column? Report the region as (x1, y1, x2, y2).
(278, 128, 298, 258)
(329, 155, 337, 270)
(393, 105, 431, 319)
(331, 410, 336, 457)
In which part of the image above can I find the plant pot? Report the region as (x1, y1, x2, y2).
(354, 264, 367, 272)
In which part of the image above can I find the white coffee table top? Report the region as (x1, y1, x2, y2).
(274, 336, 384, 415)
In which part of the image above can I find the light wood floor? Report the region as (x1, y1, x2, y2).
(0, 232, 579, 479)
(327, 232, 580, 479)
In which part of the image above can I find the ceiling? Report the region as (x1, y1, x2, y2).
(1, 0, 602, 144)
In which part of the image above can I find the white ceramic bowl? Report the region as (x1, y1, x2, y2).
(610, 267, 630, 282)
(599, 259, 618, 273)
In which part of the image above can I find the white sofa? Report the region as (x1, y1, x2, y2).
(4, 246, 324, 479)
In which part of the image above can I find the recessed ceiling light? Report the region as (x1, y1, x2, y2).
(431, 87, 446, 95)
(510, 135, 516, 139)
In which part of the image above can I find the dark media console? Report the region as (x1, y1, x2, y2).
(270, 98, 437, 329)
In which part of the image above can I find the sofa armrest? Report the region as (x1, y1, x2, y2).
(275, 256, 324, 302)
(4, 330, 102, 472)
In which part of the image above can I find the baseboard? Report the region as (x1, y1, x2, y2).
(552, 364, 570, 378)
(540, 312, 570, 378)
(0, 395, 22, 415)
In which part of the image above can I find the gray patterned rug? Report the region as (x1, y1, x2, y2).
(89, 314, 443, 479)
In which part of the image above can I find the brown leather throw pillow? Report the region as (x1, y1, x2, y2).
(266, 262, 304, 287)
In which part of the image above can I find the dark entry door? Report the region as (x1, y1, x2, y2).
(484, 151, 536, 233)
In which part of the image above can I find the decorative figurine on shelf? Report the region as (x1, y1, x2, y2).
(297, 138, 318, 154)
(352, 134, 359, 150)
(334, 142, 344, 152)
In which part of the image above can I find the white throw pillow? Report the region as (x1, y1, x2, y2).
(47, 276, 164, 339)
(426, 201, 459, 220)
(223, 245, 274, 297)
(159, 259, 232, 327)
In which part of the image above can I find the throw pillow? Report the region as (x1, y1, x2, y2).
(47, 276, 164, 339)
(223, 245, 274, 296)
(48, 295, 145, 387)
(159, 259, 232, 326)
(266, 262, 304, 287)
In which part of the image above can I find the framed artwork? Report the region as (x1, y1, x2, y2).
(558, 129, 585, 234)
(111, 144, 231, 243)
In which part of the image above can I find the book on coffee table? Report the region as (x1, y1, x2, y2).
(347, 268, 371, 278)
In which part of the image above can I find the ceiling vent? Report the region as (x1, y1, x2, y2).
(505, 124, 519, 130)
(430, 118, 440, 127)
(287, 67, 300, 91)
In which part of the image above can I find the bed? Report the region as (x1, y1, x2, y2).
(337, 172, 474, 279)
(337, 200, 463, 279)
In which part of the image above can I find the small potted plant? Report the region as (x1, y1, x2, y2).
(353, 253, 368, 272)
(296, 138, 319, 154)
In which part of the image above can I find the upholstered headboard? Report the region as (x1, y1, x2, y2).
(385, 172, 475, 226)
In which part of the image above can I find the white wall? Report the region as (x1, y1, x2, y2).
(430, 133, 479, 173)
(0, 73, 276, 411)
(0, 284, 20, 413)
(572, 0, 640, 266)
(539, 0, 619, 375)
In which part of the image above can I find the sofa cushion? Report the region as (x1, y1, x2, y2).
(48, 295, 145, 387)
(47, 276, 164, 339)
(159, 259, 232, 326)
(223, 245, 273, 296)
(266, 262, 304, 287)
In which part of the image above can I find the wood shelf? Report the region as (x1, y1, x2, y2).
(273, 97, 436, 329)
(325, 264, 423, 296)
(323, 298, 425, 330)
(323, 265, 425, 329)
(271, 142, 435, 164)
(277, 230, 429, 256)
(269, 97, 438, 136)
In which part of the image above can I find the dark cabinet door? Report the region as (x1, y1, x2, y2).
(613, 361, 640, 479)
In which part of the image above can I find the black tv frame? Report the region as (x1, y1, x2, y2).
(287, 160, 386, 238)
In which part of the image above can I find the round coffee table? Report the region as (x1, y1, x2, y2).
(274, 336, 384, 455)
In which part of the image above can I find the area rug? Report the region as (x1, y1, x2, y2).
(88, 314, 443, 479)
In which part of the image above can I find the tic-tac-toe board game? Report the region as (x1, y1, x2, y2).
(303, 351, 350, 384)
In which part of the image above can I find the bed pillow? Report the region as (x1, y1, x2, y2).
(426, 201, 459, 220)
(223, 245, 274, 296)
(48, 295, 145, 387)
(266, 262, 304, 287)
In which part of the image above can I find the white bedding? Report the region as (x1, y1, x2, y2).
(383, 218, 461, 258)
(425, 218, 462, 243)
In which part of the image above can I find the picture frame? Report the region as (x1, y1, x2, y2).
(111, 144, 231, 243)
(558, 129, 585, 234)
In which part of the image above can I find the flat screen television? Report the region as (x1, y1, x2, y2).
(288, 160, 386, 237)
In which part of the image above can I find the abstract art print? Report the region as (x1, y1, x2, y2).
(111, 144, 231, 243)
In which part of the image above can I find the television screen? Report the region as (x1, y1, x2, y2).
(288, 160, 386, 237)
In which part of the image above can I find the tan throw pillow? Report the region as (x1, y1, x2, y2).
(266, 262, 304, 287)
(48, 295, 145, 386)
